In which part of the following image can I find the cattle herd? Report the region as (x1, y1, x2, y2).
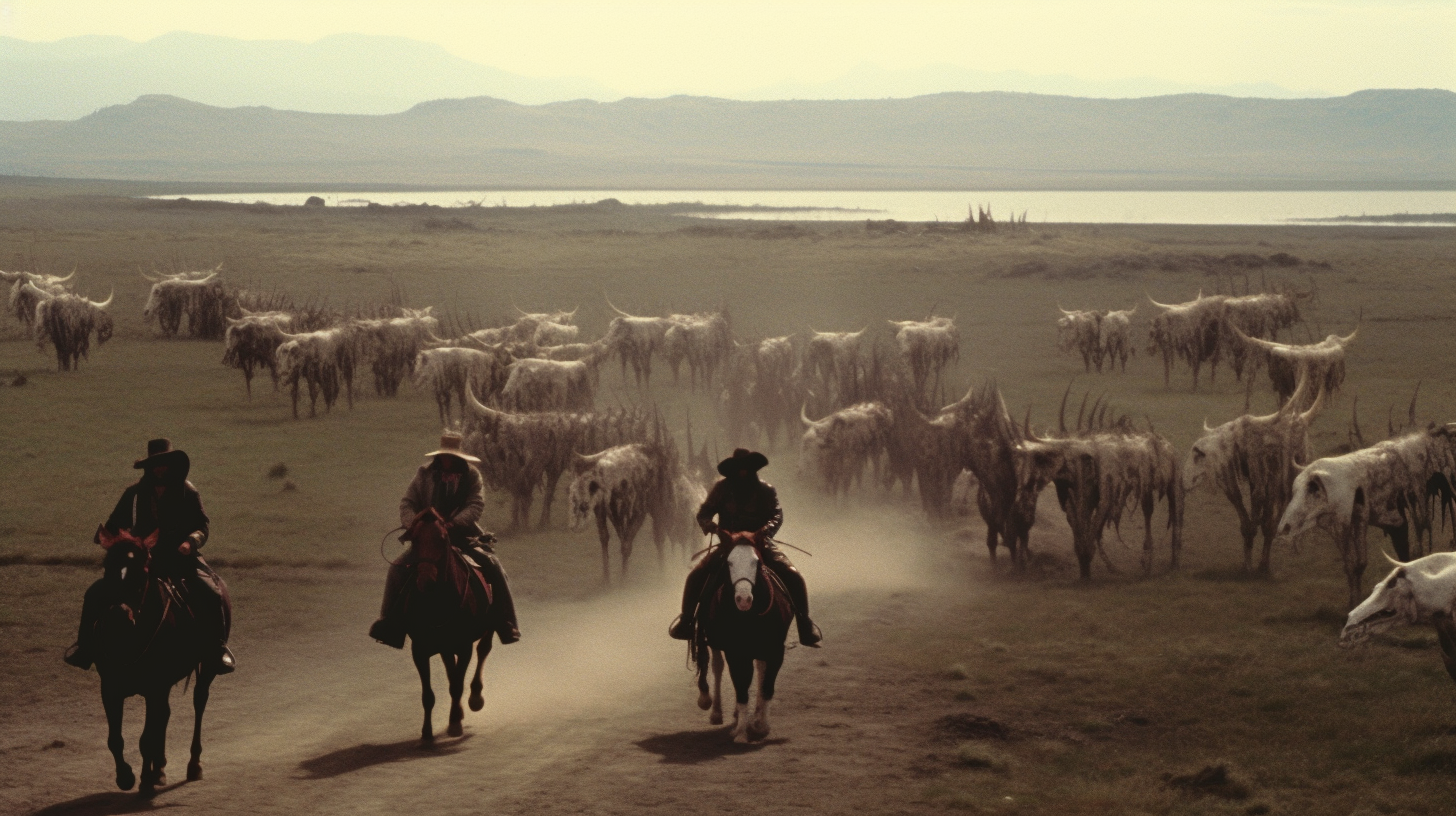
(6, 266, 1456, 615)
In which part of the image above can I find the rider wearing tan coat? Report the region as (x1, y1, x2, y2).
(369, 433, 521, 648)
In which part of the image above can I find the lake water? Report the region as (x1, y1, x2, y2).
(151, 189, 1456, 226)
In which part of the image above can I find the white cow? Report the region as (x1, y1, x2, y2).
(1340, 552, 1456, 686)
(498, 358, 594, 413)
(567, 443, 704, 580)
(889, 316, 959, 401)
(799, 401, 894, 496)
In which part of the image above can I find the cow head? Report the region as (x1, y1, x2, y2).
(1183, 418, 1236, 494)
(1278, 456, 1362, 542)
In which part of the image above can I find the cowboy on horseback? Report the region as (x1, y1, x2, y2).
(369, 433, 521, 649)
(670, 448, 821, 647)
(64, 438, 236, 675)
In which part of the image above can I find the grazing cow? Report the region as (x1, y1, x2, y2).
(663, 310, 733, 389)
(1340, 552, 1456, 686)
(32, 287, 114, 371)
(805, 328, 868, 408)
(413, 345, 512, 424)
(889, 316, 959, 405)
(1056, 308, 1104, 373)
(498, 358, 594, 413)
(798, 401, 894, 496)
(1277, 423, 1456, 609)
(533, 320, 580, 347)
(222, 310, 294, 395)
(567, 440, 705, 580)
(1184, 375, 1325, 573)
(354, 308, 440, 397)
(604, 301, 674, 387)
(6, 270, 74, 327)
(1099, 307, 1136, 372)
(1017, 402, 1182, 579)
(142, 269, 235, 340)
(1235, 325, 1357, 408)
(275, 327, 359, 418)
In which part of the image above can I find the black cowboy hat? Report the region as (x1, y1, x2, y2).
(717, 448, 769, 477)
(133, 438, 190, 480)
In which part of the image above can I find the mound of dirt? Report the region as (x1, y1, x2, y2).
(936, 713, 1010, 740)
(1163, 764, 1250, 800)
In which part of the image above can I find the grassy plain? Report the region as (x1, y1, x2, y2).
(2, 182, 1455, 815)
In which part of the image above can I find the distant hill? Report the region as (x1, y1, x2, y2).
(0, 32, 616, 120)
(0, 90, 1450, 189)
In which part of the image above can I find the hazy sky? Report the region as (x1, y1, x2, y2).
(0, 0, 1451, 97)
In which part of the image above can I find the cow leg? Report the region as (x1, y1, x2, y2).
(187, 667, 216, 781)
(985, 523, 999, 565)
(1343, 513, 1370, 611)
(1239, 516, 1257, 572)
(1387, 526, 1412, 563)
(617, 515, 644, 579)
(414, 643, 436, 744)
(595, 510, 612, 581)
(1258, 513, 1279, 575)
(102, 686, 135, 791)
(538, 471, 563, 529)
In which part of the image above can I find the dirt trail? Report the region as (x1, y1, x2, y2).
(5, 506, 956, 815)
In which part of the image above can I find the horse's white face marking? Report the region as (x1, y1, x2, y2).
(728, 543, 759, 612)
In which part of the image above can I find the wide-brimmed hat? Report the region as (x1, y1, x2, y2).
(425, 432, 480, 464)
(717, 448, 769, 477)
(133, 438, 190, 479)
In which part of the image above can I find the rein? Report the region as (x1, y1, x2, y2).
(379, 526, 407, 564)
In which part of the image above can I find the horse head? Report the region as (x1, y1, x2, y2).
(96, 526, 159, 622)
(722, 530, 762, 612)
(407, 508, 451, 589)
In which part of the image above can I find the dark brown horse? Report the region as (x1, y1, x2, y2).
(90, 527, 228, 794)
(399, 508, 496, 744)
(692, 531, 795, 743)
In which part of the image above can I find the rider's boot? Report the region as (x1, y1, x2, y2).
(370, 563, 409, 649)
(773, 563, 822, 647)
(669, 564, 710, 640)
(474, 548, 521, 645)
(63, 580, 107, 669)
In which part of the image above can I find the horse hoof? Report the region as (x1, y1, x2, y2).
(116, 767, 136, 791)
(696, 693, 712, 711)
(447, 720, 464, 738)
(732, 730, 750, 744)
(468, 693, 484, 712)
(748, 723, 770, 741)
(420, 733, 435, 747)
(187, 761, 203, 782)
(709, 712, 723, 725)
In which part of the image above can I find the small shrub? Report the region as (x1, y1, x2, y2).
(281, 480, 298, 492)
(946, 663, 970, 680)
(267, 463, 288, 480)
(955, 743, 1010, 772)
(9, 372, 24, 387)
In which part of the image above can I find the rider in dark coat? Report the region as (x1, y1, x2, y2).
(64, 439, 235, 674)
(669, 448, 821, 647)
(369, 433, 521, 649)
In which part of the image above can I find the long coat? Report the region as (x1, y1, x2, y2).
(99, 477, 211, 578)
(399, 463, 488, 544)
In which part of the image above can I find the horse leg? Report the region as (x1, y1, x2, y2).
(695, 641, 712, 711)
(188, 668, 216, 781)
(445, 647, 469, 738)
(102, 687, 135, 791)
(469, 636, 493, 712)
(139, 688, 171, 793)
(709, 648, 725, 725)
(414, 644, 436, 745)
(747, 657, 776, 741)
(726, 652, 755, 743)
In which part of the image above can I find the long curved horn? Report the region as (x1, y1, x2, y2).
(800, 402, 819, 427)
(566, 306, 578, 321)
(1146, 293, 1176, 310)
(465, 389, 504, 418)
(90, 290, 114, 310)
(1058, 304, 1076, 316)
(1299, 379, 1327, 423)
(605, 297, 633, 318)
(20, 282, 51, 300)
(1231, 323, 1282, 352)
(1337, 324, 1359, 346)
(1203, 418, 1214, 433)
(194, 272, 218, 284)
(56, 269, 76, 284)
(140, 270, 160, 283)
(1057, 382, 1072, 435)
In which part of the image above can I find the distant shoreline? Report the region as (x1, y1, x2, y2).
(1290, 213, 1456, 224)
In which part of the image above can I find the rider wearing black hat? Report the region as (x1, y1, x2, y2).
(669, 448, 821, 647)
(64, 439, 235, 674)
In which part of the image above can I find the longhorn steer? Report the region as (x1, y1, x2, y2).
(1056, 308, 1104, 373)
(6, 270, 74, 327)
(889, 316, 958, 405)
(1184, 376, 1325, 573)
(1099, 307, 1136, 372)
(1277, 424, 1456, 609)
(498, 358, 594, 413)
(805, 328, 868, 408)
(604, 302, 673, 387)
(1235, 325, 1357, 408)
(663, 311, 733, 389)
(33, 287, 114, 371)
(799, 401, 894, 496)
(222, 310, 294, 395)
(413, 345, 512, 424)
(142, 269, 233, 339)
(275, 327, 359, 418)
(354, 308, 440, 397)
(1340, 553, 1456, 686)
(567, 441, 705, 580)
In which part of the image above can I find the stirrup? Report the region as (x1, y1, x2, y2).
(215, 646, 237, 675)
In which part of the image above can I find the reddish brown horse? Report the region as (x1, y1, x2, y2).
(90, 527, 228, 794)
(692, 530, 795, 742)
(399, 508, 496, 743)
